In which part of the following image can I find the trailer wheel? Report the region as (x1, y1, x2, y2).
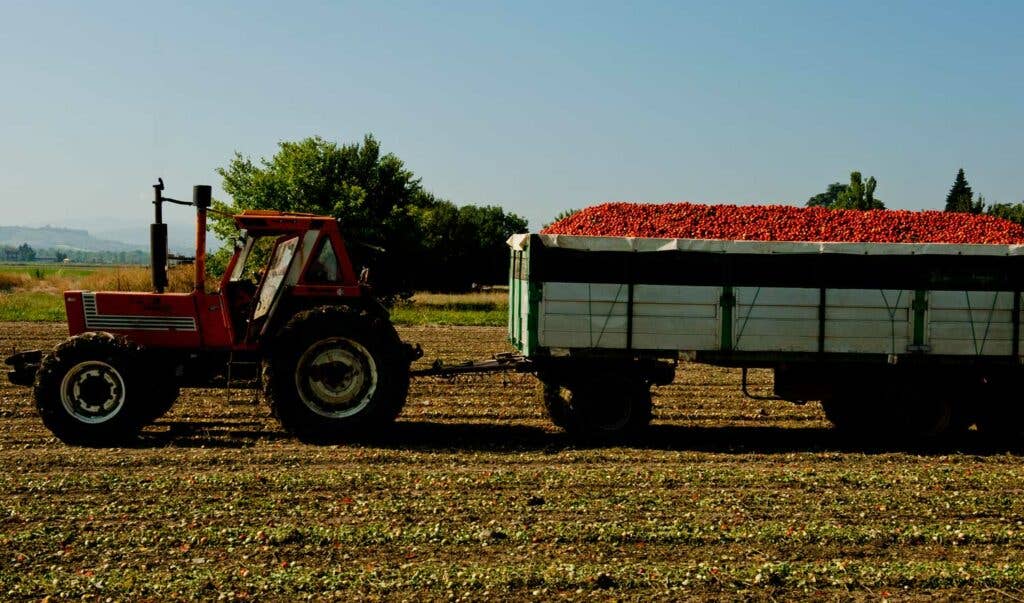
(33, 332, 148, 446)
(538, 381, 572, 430)
(896, 395, 954, 439)
(975, 412, 1023, 439)
(264, 306, 410, 442)
(820, 394, 875, 435)
(541, 377, 652, 440)
(974, 398, 1024, 440)
(823, 383, 954, 440)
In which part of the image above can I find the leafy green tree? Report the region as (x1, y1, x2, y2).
(211, 135, 527, 295)
(833, 172, 884, 210)
(806, 183, 847, 208)
(807, 172, 884, 210)
(210, 135, 436, 297)
(211, 135, 431, 243)
(986, 201, 1024, 226)
(415, 204, 528, 290)
(944, 168, 983, 213)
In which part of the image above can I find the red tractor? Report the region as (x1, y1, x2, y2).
(6, 181, 422, 445)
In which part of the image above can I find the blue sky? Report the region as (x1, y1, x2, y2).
(1, 1, 1021, 236)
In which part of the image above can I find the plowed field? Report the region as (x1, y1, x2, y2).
(3, 322, 1024, 601)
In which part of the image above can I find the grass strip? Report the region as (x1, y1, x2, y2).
(0, 291, 508, 326)
(0, 292, 66, 322)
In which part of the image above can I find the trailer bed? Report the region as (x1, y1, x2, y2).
(508, 234, 1024, 363)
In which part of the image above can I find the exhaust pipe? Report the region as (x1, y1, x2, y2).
(193, 185, 211, 293)
(150, 180, 213, 294)
(151, 179, 168, 293)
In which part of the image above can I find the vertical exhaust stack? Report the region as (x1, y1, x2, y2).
(193, 185, 212, 293)
(151, 179, 168, 294)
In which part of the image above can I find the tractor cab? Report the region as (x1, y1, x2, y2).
(219, 211, 364, 346)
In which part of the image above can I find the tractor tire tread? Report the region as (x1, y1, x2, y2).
(33, 332, 147, 446)
(263, 305, 410, 442)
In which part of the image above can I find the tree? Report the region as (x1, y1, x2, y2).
(211, 135, 527, 295)
(808, 172, 884, 210)
(15, 243, 36, 262)
(806, 183, 847, 208)
(415, 204, 528, 290)
(944, 168, 983, 213)
(986, 201, 1024, 226)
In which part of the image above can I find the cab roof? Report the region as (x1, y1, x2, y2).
(233, 210, 338, 233)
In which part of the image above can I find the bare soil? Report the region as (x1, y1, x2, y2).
(2, 322, 1024, 601)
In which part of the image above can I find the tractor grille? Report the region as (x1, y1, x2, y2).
(82, 293, 198, 332)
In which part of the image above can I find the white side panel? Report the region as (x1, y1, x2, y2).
(631, 285, 720, 350)
(928, 291, 1015, 356)
(539, 282, 629, 349)
(538, 282, 719, 350)
(824, 289, 912, 354)
(734, 287, 819, 352)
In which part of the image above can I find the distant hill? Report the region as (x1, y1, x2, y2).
(0, 225, 146, 253)
(89, 225, 196, 254)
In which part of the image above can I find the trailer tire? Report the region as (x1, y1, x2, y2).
(898, 394, 954, 439)
(974, 400, 1024, 440)
(264, 306, 410, 442)
(33, 332, 148, 446)
(823, 381, 954, 440)
(541, 376, 652, 440)
(820, 395, 875, 435)
(538, 381, 573, 430)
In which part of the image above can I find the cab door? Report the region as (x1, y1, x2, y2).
(246, 230, 319, 342)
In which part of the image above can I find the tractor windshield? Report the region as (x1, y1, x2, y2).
(252, 236, 299, 320)
(228, 236, 255, 282)
(229, 234, 277, 284)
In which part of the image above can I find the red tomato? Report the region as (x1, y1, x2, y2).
(540, 202, 1024, 244)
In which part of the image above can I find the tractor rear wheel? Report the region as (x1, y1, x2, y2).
(33, 332, 148, 446)
(263, 306, 410, 442)
(540, 375, 652, 440)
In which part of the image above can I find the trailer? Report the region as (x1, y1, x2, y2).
(506, 233, 1024, 439)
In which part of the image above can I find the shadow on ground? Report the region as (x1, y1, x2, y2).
(134, 418, 1024, 456)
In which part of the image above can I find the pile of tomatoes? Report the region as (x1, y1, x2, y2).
(541, 203, 1024, 245)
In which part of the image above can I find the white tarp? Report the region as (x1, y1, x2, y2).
(507, 233, 1024, 256)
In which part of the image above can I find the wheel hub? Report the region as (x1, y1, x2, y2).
(295, 338, 378, 419)
(60, 361, 126, 424)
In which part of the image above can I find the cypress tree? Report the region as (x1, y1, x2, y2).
(944, 168, 978, 213)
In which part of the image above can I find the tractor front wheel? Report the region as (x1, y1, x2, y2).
(33, 332, 148, 446)
(263, 307, 410, 442)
